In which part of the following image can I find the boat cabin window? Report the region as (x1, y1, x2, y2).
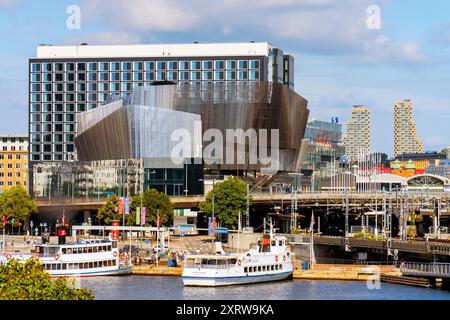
(279, 240, 283, 246)
(272, 240, 276, 246)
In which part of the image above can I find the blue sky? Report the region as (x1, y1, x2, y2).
(1, 0, 450, 157)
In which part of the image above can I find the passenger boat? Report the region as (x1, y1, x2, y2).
(0, 238, 132, 278)
(182, 221, 293, 286)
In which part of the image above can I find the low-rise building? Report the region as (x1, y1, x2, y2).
(0, 134, 29, 192)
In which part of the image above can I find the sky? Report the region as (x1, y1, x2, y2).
(1, 0, 450, 158)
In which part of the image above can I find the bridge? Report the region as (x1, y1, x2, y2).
(36, 191, 450, 211)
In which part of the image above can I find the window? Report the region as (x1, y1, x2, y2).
(167, 71, 177, 81)
(238, 60, 248, 69)
(238, 71, 248, 80)
(31, 74, 41, 82)
(111, 72, 120, 81)
(179, 72, 189, 81)
(191, 61, 201, 70)
(145, 61, 155, 70)
(179, 61, 189, 70)
(88, 62, 97, 71)
(133, 61, 143, 71)
(226, 71, 236, 80)
(250, 60, 260, 69)
(202, 60, 213, 70)
(122, 73, 131, 81)
(99, 62, 109, 71)
(249, 70, 259, 80)
(214, 60, 224, 70)
(111, 62, 120, 71)
(122, 62, 131, 71)
(203, 71, 213, 80)
(145, 72, 154, 81)
(226, 60, 236, 69)
(15, 163, 20, 169)
(7, 155, 12, 160)
(167, 61, 178, 70)
(191, 72, 201, 80)
(156, 71, 166, 81)
(157, 61, 166, 70)
(7, 181, 12, 186)
(31, 63, 41, 72)
(88, 72, 97, 81)
(65, 63, 75, 71)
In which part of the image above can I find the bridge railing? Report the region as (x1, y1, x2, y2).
(400, 262, 450, 276)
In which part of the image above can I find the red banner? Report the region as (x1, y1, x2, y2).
(118, 197, 124, 214)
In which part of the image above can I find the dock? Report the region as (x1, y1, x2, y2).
(131, 265, 183, 276)
(293, 264, 398, 281)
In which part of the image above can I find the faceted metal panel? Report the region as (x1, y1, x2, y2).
(74, 81, 309, 173)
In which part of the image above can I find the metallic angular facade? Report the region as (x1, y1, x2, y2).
(74, 81, 309, 174)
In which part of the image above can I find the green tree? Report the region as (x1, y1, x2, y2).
(96, 194, 121, 225)
(129, 188, 174, 226)
(0, 259, 94, 300)
(0, 185, 38, 226)
(199, 177, 251, 229)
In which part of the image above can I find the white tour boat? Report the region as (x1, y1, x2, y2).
(0, 238, 132, 278)
(182, 222, 294, 286)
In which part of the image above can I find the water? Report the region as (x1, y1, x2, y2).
(80, 276, 450, 300)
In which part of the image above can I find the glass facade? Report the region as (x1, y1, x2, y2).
(302, 120, 345, 191)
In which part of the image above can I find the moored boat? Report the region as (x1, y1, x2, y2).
(182, 221, 293, 286)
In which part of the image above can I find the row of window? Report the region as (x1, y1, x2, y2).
(32, 154, 63, 161)
(62, 245, 112, 254)
(31, 114, 75, 122)
(31, 144, 74, 153)
(244, 264, 283, 273)
(31, 124, 76, 133)
(31, 133, 74, 143)
(31, 103, 97, 113)
(0, 154, 25, 160)
(31, 60, 261, 73)
(1, 138, 25, 143)
(0, 164, 23, 169)
(0, 181, 26, 187)
(44, 259, 116, 271)
(31, 70, 260, 84)
(0, 146, 26, 151)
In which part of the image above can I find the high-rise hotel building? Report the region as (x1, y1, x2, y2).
(0, 134, 29, 191)
(394, 99, 423, 157)
(343, 106, 371, 162)
(29, 42, 294, 164)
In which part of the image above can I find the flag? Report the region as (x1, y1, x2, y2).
(212, 216, 217, 236)
(157, 211, 161, 227)
(136, 207, 141, 225)
(2, 215, 6, 226)
(124, 197, 130, 215)
(118, 197, 124, 214)
(141, 207, 146, 225)
(310, 211, 315, 232)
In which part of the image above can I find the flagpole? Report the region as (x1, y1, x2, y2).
(310, 210, 314, 270)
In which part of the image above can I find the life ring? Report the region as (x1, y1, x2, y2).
(6, 254, 12, 261)
(113, 251, 118, 258)
(275, 255, 278, 262)
(53, 254, 60, 260)
(237, 259, 241, 266)
(283, 255, 286, 262)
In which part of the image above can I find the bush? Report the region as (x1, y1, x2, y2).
(0, 259, 94, 300)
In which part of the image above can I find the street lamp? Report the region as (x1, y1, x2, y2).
(288, 172, 303, 232)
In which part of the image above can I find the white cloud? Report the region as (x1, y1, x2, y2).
(79, 0, 427, 66)
(82, 0, 199, 32)
(0, 0, 19, 9)
(64, 31, 142, 45)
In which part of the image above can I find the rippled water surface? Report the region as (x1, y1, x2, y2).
(80, 276, 450, 300)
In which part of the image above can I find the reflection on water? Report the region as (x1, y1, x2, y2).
(79, 276, 450, 300)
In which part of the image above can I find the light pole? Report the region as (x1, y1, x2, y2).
(199, 178, 216, 248)
(288, 172, 303, 232)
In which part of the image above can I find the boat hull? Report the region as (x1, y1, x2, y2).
(49, 266, 132, 278)
(182, 270, 292, 287)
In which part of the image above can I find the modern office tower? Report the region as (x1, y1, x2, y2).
(394, 99, 423, 157)
(0, 134, 29, 191)
(302, 119, 345, 191)
(343, 105, 371, 162)
(29, 42, 295, 163)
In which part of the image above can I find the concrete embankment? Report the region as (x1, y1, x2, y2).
(132, 265, 183, 276)
(293, 263, 399, 281)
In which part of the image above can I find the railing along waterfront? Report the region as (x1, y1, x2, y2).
(400, 262, 450, 277)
